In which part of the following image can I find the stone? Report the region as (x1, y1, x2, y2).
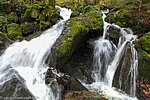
(7, 23, 22, 40)
(21, 22, 35, 35)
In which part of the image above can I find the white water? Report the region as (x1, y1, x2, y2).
(84, 10, 138, 100)
(0, 6, 71, 100)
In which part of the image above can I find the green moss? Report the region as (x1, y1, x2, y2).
(31, 4, 41, 10)
(137, 32, 150, 53)
(38, 11, 46, 21)
(71, 11, 80, 17)
(30, 4, 41, 18)
(7, 12, 18, 23)
(7, 23, 22, 40)
(138, 49, 150, 82)
(106, 10, 132, 28)
(23, 9, 31, 22)
(0, 16, 7, 32)
(17, 36, 23, 41)
(0, 31, 10, 42)
(40, 21, 51, 31)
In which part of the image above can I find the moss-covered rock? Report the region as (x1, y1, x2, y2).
(0, 16, 7, 32)
(135, 32, 150, 83)
(21, 22, 35, 35)
(39, 21, 51, 31)
(0, 31, 10, 50)
(7, 23, 22, 40)
(22, 8, 32, 22)
(31, 4, 41, 18)
(48, 7, 103, 69)
(106, 10, 132, 28)
(105, 7, 149, 34)
(46, 6, 61, 24)
(0, 1, 11, 13)
(138, 49, 150, 82)
(7, 12, 18, 23)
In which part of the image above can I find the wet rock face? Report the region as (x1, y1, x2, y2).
(113, 43, 132, 94)
(0, 66, 35, 100)
(45, 68, 88, 99)
(60, 42, 94, 84)
(106, 25, 121, 45)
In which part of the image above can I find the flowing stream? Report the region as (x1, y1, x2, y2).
(83, 10, 138, 100)
(0, 7, 71, 100)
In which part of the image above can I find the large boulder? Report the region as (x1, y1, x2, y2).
(31, 4, 41, 19)
(21, 22, 36, 35)
(0, 16, 7, 32)
(135, 32, 150, 82)
(0, 65, 35, 99)
(7, 23, 22, 40)
(60, 42, 94, 84)
(48, 9, 103, 69)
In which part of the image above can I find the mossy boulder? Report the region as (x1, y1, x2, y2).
(7, 12, 18, 23)
(48, 7, 103, 69)
(105, 10, 132, 28)
(138, 49, 150, 83)
(40, 21, 51, 31)
(0, 16, 7, 32)
(46, 6, 61, 24)
(7, 23, 22, 40)
(22, 8, 32, 22)
(135, 32, 150, 83)
(105, 8, 149, 34)
(0, 1, 11, 13)
(31, 4, 41, 19)
(21, 22, 35, 35)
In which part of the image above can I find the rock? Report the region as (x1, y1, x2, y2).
(7, 12, 19, 23)
(21, 22, 35, 35)
(45, 68, 88, 99)
(39, 21, 51, 31)
(113, 43, 133, 95)
(0, 1, 11, 13)
(0, 31, 10, 54)
(31, 4, 41, 19)
(0, 16, 7, 32)
(7, 23, 22, 40)
(60, 42, 94, 84)
(105, 8, 149, 34)
(135, 31, 150, 83)
(64, 91, 108, 100)
(0, 65, 35, 99)
(22, 9, 32, 22)
(47, 8, 103, 69)
(106, 25, 121, 45)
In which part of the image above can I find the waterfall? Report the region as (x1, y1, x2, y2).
(0, 7, 72, 100)
(84, 10, 138, 100)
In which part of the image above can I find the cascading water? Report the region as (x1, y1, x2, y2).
(84, 10, 138, 100)
(0, 6, 71, 100)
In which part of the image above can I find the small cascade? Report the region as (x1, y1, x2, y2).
(84, 10, 138, 100)
(0, 7, 72, 100)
